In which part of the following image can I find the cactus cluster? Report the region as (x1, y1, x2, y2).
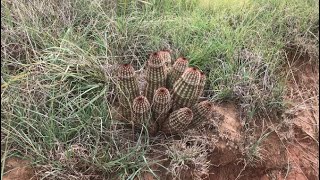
(114, 50, 213, 135)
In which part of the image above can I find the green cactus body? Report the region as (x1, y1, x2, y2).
(132, 96, 151, 126)
(167, 57, 188, 89)
(145, 52, 167, 102)
(117, 64, 140, 120)
(151, 87, 171, 125)
(187, 100, 213, 129)
(172, 67, 201, 110)
(161, 107, 193, 134)
(191, 72, 207, 105)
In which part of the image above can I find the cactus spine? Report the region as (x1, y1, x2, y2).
(145, 52, 168, 102)
(132, 96, 151, 125)
(188, 100, 213, 129)
(159, 50, 172, 67)
(191, 71, 206, 105)
(167, 57, 188, 89)
(117, 64, 140, 120)
(172, 67, 201, 110)
(161, 107, 193, 134)
(151, 87, 171, 125)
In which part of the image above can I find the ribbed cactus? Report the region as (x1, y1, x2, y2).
(172, 67, 201, 110)
(151, 87, 172, 125)
(188, 100, 212, 129)
(167, 57, 188, 89)
(197, 72, 206, 98)
(112, 50, 215, 136)
(158, 50, 172, 67)
(145, 52, 168, 102)
(161, 107, 193, 134)
(117, 63, 140, 120)
(190, 71, 207, 105)
(132, 95, 151, 126)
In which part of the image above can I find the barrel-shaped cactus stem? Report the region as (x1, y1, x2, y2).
(117, 63, 140, 102)
(132, 96, 151, 126)
(159, 50, 172, 67)
(117, 63, 140, 120)
(147, 51, 165, 67)
(151, 87, 172, 125)
(191, 71, 207, 105)
(161, 107, 193, 134)
(187, 100, 213, 129)
(172, 67, 201, 110)
(167, 57, 188, 89)
(145, 52, 168, 102)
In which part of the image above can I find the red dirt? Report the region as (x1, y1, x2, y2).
(282, 52, 319, 180)
(2, 157, 36, 180)
(206, 52, 319, 180)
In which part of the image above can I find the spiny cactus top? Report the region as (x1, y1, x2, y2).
(145, 52, 168, 102)
(153, 87, 171, 105)
(116, 64, 140, 120)
(147, 52, 166, 67)
(158, 50, 172, 66)
(118, 63, 135, 79)
(188, 100, 213, 129)
(172, 67, 201, 109)
(132, 95, 151, 124)
(152, 87, 172, 124)
(179, 67, 201, 86)
(161, 107, 193, 134)
(117, 63, 140, 100)
(167, 57, 188, 88)
(173, 57, 188, 74)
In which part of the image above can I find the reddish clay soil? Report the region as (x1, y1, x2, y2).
(2, 157, 36, 180)
(208, 53, 319, 180)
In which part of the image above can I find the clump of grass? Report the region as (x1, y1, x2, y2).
(1, 0, 318, 178)
(165, 137, 211, 180)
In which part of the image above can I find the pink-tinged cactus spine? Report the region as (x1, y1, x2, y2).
(172, 67, 201, 110)
(132, 96, 151, 125)
(151, 87, 172, 125)
(145, 52, 168, 102)
(161, 107, 193, 134)
(167, 57, 188, 89)
(188, 100, 213, 129)
(117, 63, 140, 120)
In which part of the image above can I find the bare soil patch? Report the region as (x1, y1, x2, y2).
(207, 52, 319, 180)
(2, 157, 36, 180)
